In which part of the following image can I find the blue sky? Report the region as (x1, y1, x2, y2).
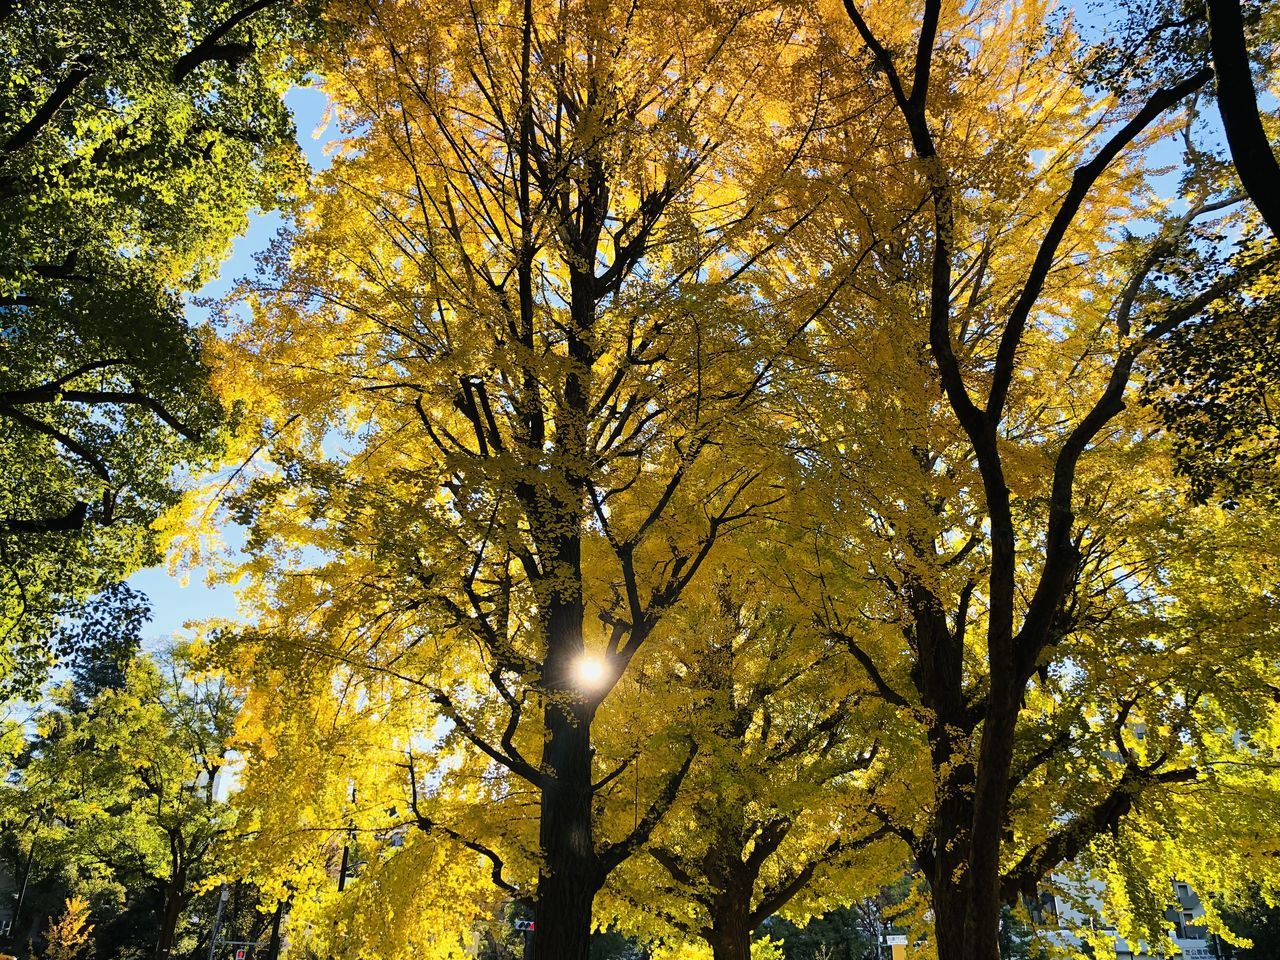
(127, 85, 338, 646)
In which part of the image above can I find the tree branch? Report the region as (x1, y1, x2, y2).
(2, 53, 96, 154)
(598, 740, 698, 875)
(0, 405, 112, 481)
(405, 752, 522, 895)
(0, 388, 202, 441)
(430, 689, 541, 785)
(1207, 0, 1280, 237)
(988, 67, 1214, 422)
(173, 0, 280, 81)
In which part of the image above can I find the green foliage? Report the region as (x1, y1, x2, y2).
(0, 0, 314, 698)
(1146, 254, 1280, 505)
(997, 906, 1048, 960)
(589, 931, 649, 960)
(0, 651, 239, 958)
(1218, 887, 1280, 958)
(57, 581, 150, 702)
(761, 904, 877, 960)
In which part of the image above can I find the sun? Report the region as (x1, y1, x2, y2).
(572, 654, 609, 690)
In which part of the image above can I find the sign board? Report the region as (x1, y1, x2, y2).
(235, 950, 246, 960)
(513, 920, 535, 931)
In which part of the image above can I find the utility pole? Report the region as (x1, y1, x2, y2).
(337, 844, 350, 892)
(206, 884, 230, 960)
(338, 781, 356, 892)
(9, 832, 37, 948)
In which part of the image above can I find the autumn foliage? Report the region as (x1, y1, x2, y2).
(6, 0, 1280, 958)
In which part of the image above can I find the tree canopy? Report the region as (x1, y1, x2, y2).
(0, 651, 240, 957)
(7, 0, 1280, 958)
(0, 0, 313, 698)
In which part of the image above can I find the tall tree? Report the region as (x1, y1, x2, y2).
(193, 0, 842, 955)
(779, 0, 1280, 957)
(0, 0, 312, 697)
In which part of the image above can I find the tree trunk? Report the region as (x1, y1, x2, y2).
(705, 880, 754, 960)
(963, 888, 1005, 960)
(707, 916, 752, 960)
(155, 862, 187, 960)
(527, 115, 603, 957)
(926, 790, 976, 960)
(930, 879, 970, 960)
(266, 900, 285, 960)
(921, 762, 1008, 960)
(1206, 0, 1280, 238)
(530, 593, 600, 960)
(964, 693, 1019, 960)
(923, 722, 1005, 960)
(921, 783, 1008, 960)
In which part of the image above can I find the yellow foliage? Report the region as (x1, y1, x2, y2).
(41, 898, 93, 960)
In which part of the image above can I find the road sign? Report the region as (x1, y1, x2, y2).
(235, 950, 246, 960)
(513, 919, 535, 931)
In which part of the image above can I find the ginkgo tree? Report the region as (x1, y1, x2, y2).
(170, 0, 1280, 957)
(192, 0, 855, 955)
(765, 0, 1280, 957)
(595, 569, 905, 960)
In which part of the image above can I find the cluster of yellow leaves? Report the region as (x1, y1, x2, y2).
(155, 0, 1280, 953)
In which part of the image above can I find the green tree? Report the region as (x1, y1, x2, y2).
(1218, 887, 1280, 958)
(0, 652, 239, 959)
(0, 0, 313, 697)
(761, 904, 876, 960)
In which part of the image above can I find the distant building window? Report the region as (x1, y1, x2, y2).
(1024, 890, 1058, 927)
(1181, 911, 1206, 939)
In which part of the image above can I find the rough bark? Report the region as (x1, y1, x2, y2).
(530, 652, 602, 959)
(930, 878, 971, 960)
(703, 846, 756, 960)
(707, 913, 752, 960)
